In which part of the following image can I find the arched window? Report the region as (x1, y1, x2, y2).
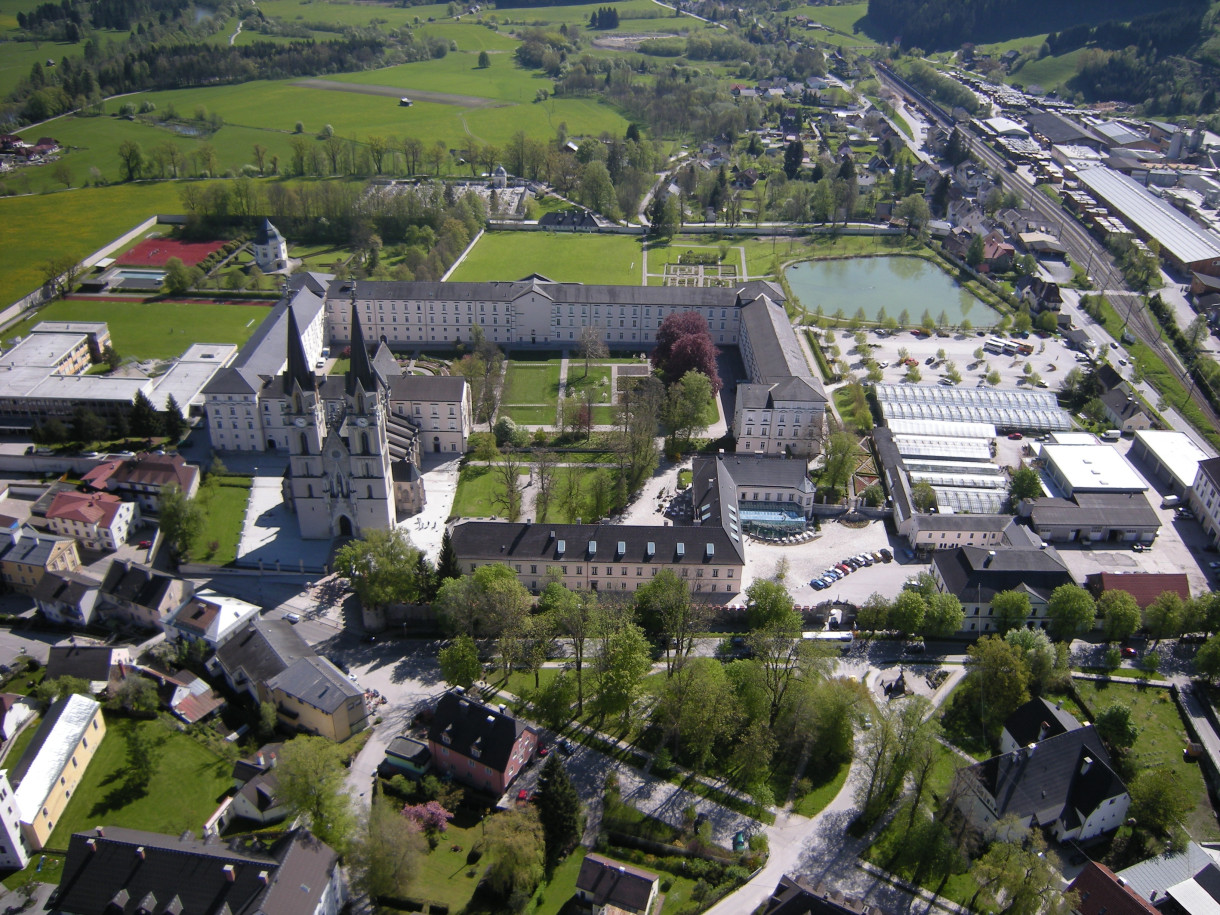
(367, 486, 374, 500)
(299, 433, 309, 454)
(361, 432, 370, 455)
(307, 484, 313, 498)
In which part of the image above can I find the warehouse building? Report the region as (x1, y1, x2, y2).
(1129, 430, 1209, 497)
(1040, 443, 1148, 498)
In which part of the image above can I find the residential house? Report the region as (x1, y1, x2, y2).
(930, 542, 1076, 634)
(167, 589, 261, 649)
(575, 853, 660, 915)
(0, 771, 28, 869)
(1189, 457, 1220, 548)
(1068, 861, 1159, 915)
(210, 620, 368, 742)
(0, 522, 80, 596)
(229, 745, 288, 826)
(982, 235, 1015, 271)
(1015, 276, 1064, 313)
(0, 694, 36, 743)
(760, 874, 892, 915)
(538, 209, 602, 232)
(427, 688, 538, 795)
(98, 560, 192, 632)
(50, 827, 346, 915)
(1000, 697, 1087, 755)
(155, 668, 225, 725)
(380, 735, 432, 779)
(1085, 571, 1191, 609)
(43, 491, 138, 552)
(11, 693, 105, 851)
(952, 702, 1129, 842)
(45, 645, 124, 694)
(33, 570, 103, 627)
(82, 452, 200, 513)
(1117, 842, 1220, 910)
(1099, 388, 1151, 433)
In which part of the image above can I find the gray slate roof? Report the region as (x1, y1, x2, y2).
(1003, 696, 1082, 748)
(428, 689, 535, 775)
(99, 560, 180, 611)
(576, 853, 659, 912)
(1118, 843, 1220, 903)
(213, 619, 312, 688)
(1027, 492, 1160, 529)
(932, 543, 1073, 604)
(266, 655, 361, 713)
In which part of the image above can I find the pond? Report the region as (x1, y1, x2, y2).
(784, 255, 996, 328)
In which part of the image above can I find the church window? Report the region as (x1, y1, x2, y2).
(300, 433, 310, 454)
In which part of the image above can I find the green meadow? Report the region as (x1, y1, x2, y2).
(450, 231, 644, 285)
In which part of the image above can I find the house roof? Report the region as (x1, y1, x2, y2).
(1069, 861, 1160, 915)
(232, 743, 283, 785)
(235, 770, 281, 814)
(99, 560, 180, 611)
(965, 725, 1126, 829)
(45, 491, 126, 527)
(427, 689, 536, 774)
(266, 655, 362, 714)
(12, 694, 100, 820)
(1003, 696, 1081, 748)
(45, 645, 114, 683)
(1118, 843, 1220, 904)
(1100, 387, 1146, 422)
(1086, 572, 1191, 608)
(931, 543, 1074, 604)
(761, 874, 890, 915)
(1196, 457, 1220, 492)
(213, 619, 312, 687)
(387, 373, 467, 402)
(575, 853, 659, 912)
(32, 570, 102, 607)
(1028, 492, 1161, 531)
(739, 296, 824, 400)
(91, 452, 198, 493)
(170, 590, 261, 645)
(1168, 863, 1220, 915)
(53, 827, 338, 915)
(387, 735, 431, 766)
(0, 527, 72, 569)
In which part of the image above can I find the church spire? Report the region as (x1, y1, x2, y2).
(283, 305, 315, 393)
(346, 302, 380, 396)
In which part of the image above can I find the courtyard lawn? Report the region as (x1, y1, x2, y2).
(1, 298, 269, 360)
(0, 183, 186, 309)
(389, 803, 483, 912)
(192, 476, 253, 565)
(451, 464, 526, 518)
(1060, 679, 1220, 841)
(450, 232, 644, 285)
(502, 359, 562, 425)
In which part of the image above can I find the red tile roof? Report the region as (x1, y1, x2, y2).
(1087, 572, 1191, 608)
(1069, 862, 1159, 915)
(46, 491, 125, 527)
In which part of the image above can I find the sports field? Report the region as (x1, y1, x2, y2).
(0, 182, 185, 309)
(2, 298, 268, 359)
(450, 231, 643, 285)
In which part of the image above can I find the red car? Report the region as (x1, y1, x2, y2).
(517, 789, 529, 802)
(137, 540, 152, 549)
(538, 744, 549, 757)
(1122, 647, 1138, 658)
(1007, 432, 1023, 440)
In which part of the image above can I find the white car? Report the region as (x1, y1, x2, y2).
(878, 361, 890, 368)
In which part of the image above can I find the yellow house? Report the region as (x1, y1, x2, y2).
(11, 693, 105, 850)
(265, 656, 369, 742)
(0, 522, 81, 597)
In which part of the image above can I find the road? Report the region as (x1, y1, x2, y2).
(873, 65, 1220, 436)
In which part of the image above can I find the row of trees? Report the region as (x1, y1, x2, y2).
(32, 390, 185, 448)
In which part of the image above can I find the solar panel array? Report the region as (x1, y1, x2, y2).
(875, 384, 1072, 432)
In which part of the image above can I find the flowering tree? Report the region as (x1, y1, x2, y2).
(401, 801, 453, 833)
(652, 312, 721, 392)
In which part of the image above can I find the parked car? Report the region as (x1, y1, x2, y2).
(1008, 432, 1023, 440)
(871, 551, 885, 563)
(880, 548, 893, 562)
(1133, 543, 1150, 552)
(137, 540, 152, 549)
(811, 579, 826, 590)
(283, 612, 301, 623)
(1122, 647, 1138, 658)
(559, 739, 574, 756)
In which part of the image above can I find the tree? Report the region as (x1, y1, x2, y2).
(1046, 584, 1096, 642)
(959, 636, 1031, 739)
(278, 737, 354, 852)
(912, 480, 937, 512)
(35, 676, 93, 703)
(923, 592, 965, 638)
(162, 396, 186, 442)
(71, 407, 107, 444)
(655, 657, 737, 769)
(652, 312, 721, 392)
(101, 344, 122, 371)
(636, 569, 706, 676)
(1196, 634, 1220, 682)
(577, 325, 608, 378)
(592, 613, 652, 722)
(745, 579, 798, 632)
(118, 139, 144, 181)
(130, 390, 162, 439)
(1130, 768, 1191, 838)
(435, 562, 530, 638)
(1094, 703, 1138, 753)
(477, 50, 491, 68)
(991, 589, 1031, 636)
(336, 529, 432, 610)
(158, 484, 204, 562)
(856, 593, 890, 632)
(969, 831, 1072, 915)
(896, 193, 930, 235)
(663, 370, 714, 450)
(1145, 591, 1185, 641)
(783, 139, 804, 179)
(889, 590, 926, 636)
(966, 233, 985, 268)
(113, 676, 159, 713)
(492, 450, 524, 522)
(535, 754, 582, 865)
(351, 796, 426, 902)
(438, 634, 481, 688)
(436, 530, 461, 583)
(820, 431, 858, 495)
(258, 701, 279, 741)
(164, 257, 197, 295)
(1099, 590, 1141, 641)
(1008, 465, 1042, 506)
(484, 808, 545, 906)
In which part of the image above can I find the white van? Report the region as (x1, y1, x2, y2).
(1101, 429, 1121, 442)
(1162, 495, 1181, 509)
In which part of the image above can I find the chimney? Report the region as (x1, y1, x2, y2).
(497, 703, 506, 714)
(135, 846, 145, 861)
(454, 685, 465, 695)
(1026, 742, 1036, 758)
(983, 550, 996, 568)
(1038, 721, 1050, 742)
(86, 838, 97, 853)
(258, 870, 270, 886)
(1080, 756, 1093, 776)
(95, 826, 105, 837)
(223, 864, 236, 882)
(256, 753, 265, 767)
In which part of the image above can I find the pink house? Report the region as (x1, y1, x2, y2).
(426, 689, 538, 796)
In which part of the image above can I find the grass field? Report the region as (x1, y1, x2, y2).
(792, 756, 850, 817)
(451, 464, 526, 518)
(0, 183, 186, 308)
(451, 232, 643, 284)
(193, 476, 253, 565)
(1062, 679, 1220, 841)
(2, 298, 269, 359)
(1007, 48, 1087, 91)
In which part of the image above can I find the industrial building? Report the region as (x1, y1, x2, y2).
(1129, 430, 1209, 497)
(1040, 442, 1149, 498)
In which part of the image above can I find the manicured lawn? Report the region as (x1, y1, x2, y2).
(0, 183, 186, 308)
(450, 232, 644, 285)
(451, 464, 525, 519)
(792, 756, 850, 817)
(3, 715, 40, 770)
(401, 805, 485, 911)
(2, 297, 269, 361)
(502, 359, 561, 424)
(1065, 679, 1220, 841)
(1007, 48, 1088, 91)
(192, 476, 253, 565)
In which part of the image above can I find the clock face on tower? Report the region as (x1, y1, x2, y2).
(294, 417, 306, 427)
(357, 417, 369, 427)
